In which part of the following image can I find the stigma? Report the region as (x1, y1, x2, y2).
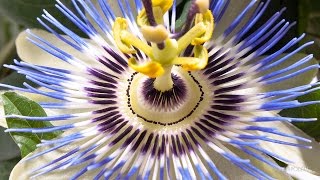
(112, 0, 214, 91)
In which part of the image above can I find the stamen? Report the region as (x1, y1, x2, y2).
(139, 0, 171, 50)
(195, 0, 210, 13)
(112, 0, 213, 91)
(140, 25, 169, 43)
(177, 22, 206, 53)
(172, 0, 210, 39)
(112, 18, 136, 54)
(142, 0, 157, 26)
(172, 45, 208, 71)
(192, 10, 214, 44)
(128, 58, 164, 78)
(152, 0, 174, 12)
(120, 31, 153, 57)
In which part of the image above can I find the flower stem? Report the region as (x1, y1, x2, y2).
(153, 65, 173, 91)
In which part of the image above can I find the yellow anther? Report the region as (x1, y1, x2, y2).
(153, 6, 165, 24)
(195, 0, 210, 14)
(128, 58, 165, 78)
(137, 9, 149, 27)
(141, 25, 169, 43)
(114, 0, 212, 80)
(172, 45, 208, 71)
(177, 22, 206, 53)
(137, 0, 173, 27)
(192, 10, 214, 45)
(137, 7, 165, 26)
(113, 18, 154, 58)
(113, 18, 136, 54)
(120, 31, 153, 57)
(152, 0, 174, 13)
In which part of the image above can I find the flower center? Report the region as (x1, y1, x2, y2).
(112, 0, 214, 91)
(117, 66, 212, 129)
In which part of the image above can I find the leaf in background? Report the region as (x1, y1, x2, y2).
(175, 0, 192, 31)
(0, 72, 37, 88)
(299, 0, 320, 37)
(298, 0, 310, 35)
(0, 157, 20, 180)
(0, 38, 17, 80)
(0, 127, 20, 161)
(0, 0, 85, 36)
(0, 14, 21, 49)
(1, 92, 61, 157)
(299, 0, 320, 60)
(280, 89, 320, 141)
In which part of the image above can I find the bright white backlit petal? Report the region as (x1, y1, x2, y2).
(257, 120, 320, 175)
(259, 53, 318, 92)
(286, 165, 320, 180)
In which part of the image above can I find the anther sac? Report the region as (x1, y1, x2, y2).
(1, 0, 320, 179)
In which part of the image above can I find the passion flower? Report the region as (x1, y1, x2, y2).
(1, 0, 320, 179)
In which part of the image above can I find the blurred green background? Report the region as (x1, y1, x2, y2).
(0, 0, 319, 179)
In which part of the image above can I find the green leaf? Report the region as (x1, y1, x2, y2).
(0, 157, 20, 180)
(175, 0, 192, 31)
(1, 92, 61, 157)
(0, 0, 85, 36)
(280, 89, 320, 140)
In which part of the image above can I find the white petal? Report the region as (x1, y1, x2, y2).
(251, 155, 292, 180)
(286, 165, 320, 180)
(16, 29, 74, 70)
(92, 0, 136, 17)
(206, 145, 292, 179)
(257, 120, 320, 176)
(213, 0, 258, 39)
(259, 53, 318, 92)
(9, 131, 99, 180)
(15, 29, 102, 71)
(11, 133, 291, 180)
